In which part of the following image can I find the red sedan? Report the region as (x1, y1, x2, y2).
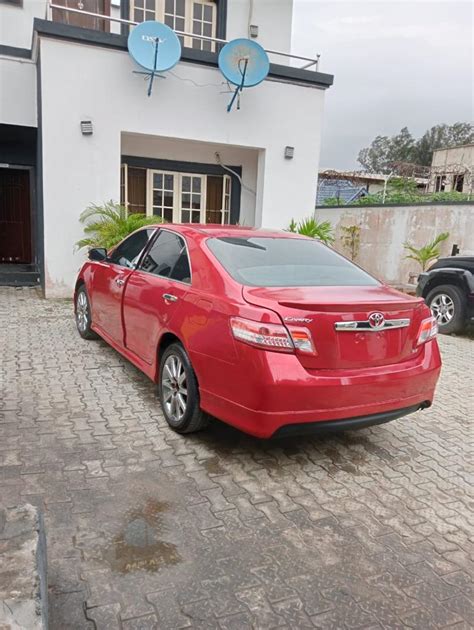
(74, 225, 441, 438)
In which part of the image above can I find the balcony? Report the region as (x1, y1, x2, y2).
(46, 0, 322, 71)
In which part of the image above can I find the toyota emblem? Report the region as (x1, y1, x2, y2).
(368, 312, 385, 329)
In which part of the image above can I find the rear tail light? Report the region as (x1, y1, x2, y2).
(230, 317, 316, 355)
(230, 317, 293, 352)
(417, 316, 438, 345)
(287, 327, 316, 354)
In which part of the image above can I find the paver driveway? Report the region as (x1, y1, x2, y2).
(0, 287, 473, 629)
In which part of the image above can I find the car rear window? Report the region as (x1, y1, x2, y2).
(206, 236, 379, 287)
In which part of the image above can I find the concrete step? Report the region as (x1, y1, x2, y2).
(0, 267, 40, 286)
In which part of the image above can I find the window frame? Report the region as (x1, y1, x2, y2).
(143, 168, 229, 225)
(137, 227, 193, 285)
(121, 155, 241, 224)
(127, 0, 219, 51)
(108, 228, 157, 269)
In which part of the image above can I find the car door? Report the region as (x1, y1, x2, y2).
(122, 229, 192, 364)
(89, 228, 155, 344)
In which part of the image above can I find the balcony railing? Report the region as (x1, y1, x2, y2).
(47, 2, 321, 71)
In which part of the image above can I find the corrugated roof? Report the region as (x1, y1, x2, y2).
(316, 180, 368, 205)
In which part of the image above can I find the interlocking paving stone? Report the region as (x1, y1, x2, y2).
(0, 287, 473, 629)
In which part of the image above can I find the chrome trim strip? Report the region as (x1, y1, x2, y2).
(335, 318, 410, 332)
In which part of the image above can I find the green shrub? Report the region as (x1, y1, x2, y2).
(75, 201, 160, 251)
(287, 216, 335, 244)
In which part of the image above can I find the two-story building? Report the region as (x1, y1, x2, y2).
(0, 0, 333, 296)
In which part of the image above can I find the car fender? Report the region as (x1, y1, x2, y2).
(417, 268, 474, 297)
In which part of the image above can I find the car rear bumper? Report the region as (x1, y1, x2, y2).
(272, 404, 428, 438)
(197, 340, 441, 438)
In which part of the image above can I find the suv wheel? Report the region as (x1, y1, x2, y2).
(426, 284, 466, 334)
(159, 343, 209, 434)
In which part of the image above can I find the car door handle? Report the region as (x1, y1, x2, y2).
(115, 278, 125, 286)
(163, 293, 178, 303)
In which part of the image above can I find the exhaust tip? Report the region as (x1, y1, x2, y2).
(419, 400, 431, 410)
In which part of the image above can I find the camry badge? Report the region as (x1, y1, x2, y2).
(284, 317, 313, 324)
(368, 312, 385, 329)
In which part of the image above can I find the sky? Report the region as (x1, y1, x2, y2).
(292, 0, 473, 169)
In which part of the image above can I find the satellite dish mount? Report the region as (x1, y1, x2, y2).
(127, 21, 182, 97)
(227, 56, 249, 112)
(218, 39, 270, 113)
(133, 35, 166, 97)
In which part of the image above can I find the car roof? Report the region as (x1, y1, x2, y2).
(147, 224, 303, 239)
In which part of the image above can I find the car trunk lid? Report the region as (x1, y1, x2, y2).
(242, 285, 426, 369)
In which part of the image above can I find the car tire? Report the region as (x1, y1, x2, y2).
(426, 284, 466, 334)
(75, 285, 99, 340)
(159, 342, 209, 434)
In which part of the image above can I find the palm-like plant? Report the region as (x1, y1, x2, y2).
(287, 216, 335, 245)
(75, 201, 160, 251)
(403, 232, 449, 271)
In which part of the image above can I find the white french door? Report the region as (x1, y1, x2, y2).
(179, 173, 205, 223)
(149, 170, 176, 222)
(145, 170, 231, 224)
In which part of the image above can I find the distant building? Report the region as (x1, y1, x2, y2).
(428, 144, 473, 195)
(316, 169, 427, 206)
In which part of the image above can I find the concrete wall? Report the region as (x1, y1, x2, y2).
(316, 204, 474, 285)
(0, 0, 46, 49)
(429, 145, 474, 193)
(227, 0, 294, 63)
(0, 57, 37, 127)
(39, 36, 325, 296)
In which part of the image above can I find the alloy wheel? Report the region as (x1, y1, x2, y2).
(76, 291, 89, 332)
(430, 293, 455, 325)
(161, 354, 188, 422)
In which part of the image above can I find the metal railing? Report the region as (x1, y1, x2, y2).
(47, 2, 321, 71)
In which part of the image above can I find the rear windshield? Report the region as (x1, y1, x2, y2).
(206, 237, 379, 287)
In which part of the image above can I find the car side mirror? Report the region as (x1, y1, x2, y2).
(88, 247, 108, 262)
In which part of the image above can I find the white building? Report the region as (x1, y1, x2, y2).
(0, 0, 333, 296)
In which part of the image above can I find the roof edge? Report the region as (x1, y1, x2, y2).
(33, 18, 334, 89)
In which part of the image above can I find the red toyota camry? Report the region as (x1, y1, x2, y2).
(74, 225, 441, 438)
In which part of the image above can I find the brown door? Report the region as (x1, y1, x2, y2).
(52, 0, 111, 32)
(0, 169, 32, 264)
(127, 167, 147, 214)
(206, 176, 224, 224)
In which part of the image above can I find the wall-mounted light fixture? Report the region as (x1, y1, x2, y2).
(249, 24, 259, 38)
(80, 120, 93, 135)
(284, 146, 294, 159)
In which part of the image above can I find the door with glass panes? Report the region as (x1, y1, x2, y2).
(148, 170, 231, 224)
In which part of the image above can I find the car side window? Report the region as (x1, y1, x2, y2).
(140, 231, 191, 284)
(109, 229, 155, 269)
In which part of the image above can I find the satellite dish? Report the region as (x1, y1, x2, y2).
(128, 21, 181, 96)
(218, 38, 270, 112)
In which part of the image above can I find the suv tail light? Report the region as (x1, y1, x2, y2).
(230, 317, 316, 355)
(417, 316, 438, 345)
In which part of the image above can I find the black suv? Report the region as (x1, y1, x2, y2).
(417, 256, 474, 334)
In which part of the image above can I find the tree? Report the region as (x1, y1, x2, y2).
(358, 122, 474, 172)
(412, 122, 474, 165)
